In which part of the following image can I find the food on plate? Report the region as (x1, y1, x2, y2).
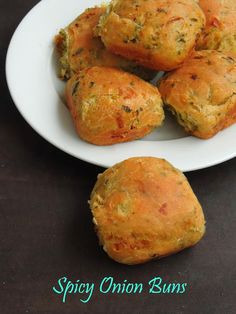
(96, 0, 205, 71)
(159, 50, 236, 139)
(89, 157, 206, 265)
(197, 0, 236, 54)
(66, 66, 164, 145)
(54, 7, 154, 80)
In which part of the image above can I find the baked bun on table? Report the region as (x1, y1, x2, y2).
(90, 157, 205, 265)
(159, 50, 236, 139)
(66, 66, 164, 145)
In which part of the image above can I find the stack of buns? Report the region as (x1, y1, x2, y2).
(55, 0, 236, 145)
(54, 0, 236, 264)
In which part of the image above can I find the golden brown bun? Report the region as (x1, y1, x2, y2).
(97, 0, 205, 71)
(54, 7, 154, 80)
(66, 66, 164, 145)
(159, 50, 236, 139)
(197, 0, 236, 54)
(90, 157, 205, 265)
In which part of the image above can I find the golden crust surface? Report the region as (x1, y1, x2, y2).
(197, 0, 236, 53)
(159, 50, 236, 139)
(97, 0, 205, 71)
(66, 66, 164, 145)
(54, 7, 154, 80)
(90, 157, 205, 265)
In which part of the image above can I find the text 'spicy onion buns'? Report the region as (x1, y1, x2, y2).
(159, 50, 236, 139)
(96, 0, 205, 71)
(55, 7, 154, 80)
(90, 157, 205, 265)
(66, 66, 164, 145)
(197, 0, 236, 54)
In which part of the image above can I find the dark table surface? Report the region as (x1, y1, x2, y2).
(1, 1, 236, 313)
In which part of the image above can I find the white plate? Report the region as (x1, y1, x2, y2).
(6, 0, 236, 171)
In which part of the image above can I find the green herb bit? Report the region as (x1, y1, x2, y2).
(74, 47, 84, 56)
(72, 81, 80, 95)
(122, 105, 132, 113)
(89, 82, 95, 88)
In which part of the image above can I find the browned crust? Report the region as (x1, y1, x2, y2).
(66, 66, 164, 145)
(159, 50, 236, 139)
(90, 157, 205, 265)
(197, 0, 236, 54)
(97, 0, 205, 71)
(54, 7, 155, 80)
